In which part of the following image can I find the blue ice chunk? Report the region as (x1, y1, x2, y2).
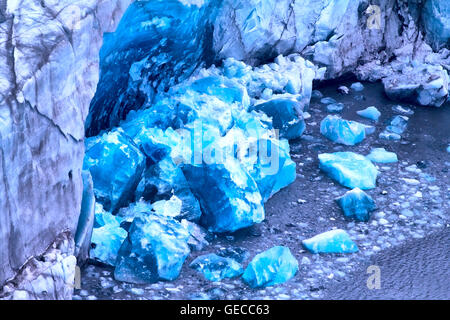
(242, 246, 299, 288)
(217, 123, 296, 202)
(182, 160, 265, 233)
(94, 203, 122, 228)
(326, 102, 344, 113)
(366, 148, 398, 163)
(379, 131, 401, 141)
(90, 205, 127, 266)
(152, 195, 183, 218)
(190, 253, 243, 282)
(350, 82, 365, 92)
(114, 213, 191, 284)
(336, 188, 376, 222)
(84, 129, 146, 213)
(312, 90, 324, 99)
(357, 106, 381, 121)
(320, 115, 366, 145)
(386, 115, 409, 134)
(363, 124, 376, 135)
(320, 97, 337, 104)
(190, 76, 250, 108)
(117, 200, 153, 223)
(319, 152, 379, 190)
(252, 98, 305, 140)
(302, 229, 359, 254)
(392, 105, 414, 116)
(447, 145, 450, 153)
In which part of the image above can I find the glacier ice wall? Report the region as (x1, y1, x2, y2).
(87, 0, 449, 136)
(0, 0, 132, 292)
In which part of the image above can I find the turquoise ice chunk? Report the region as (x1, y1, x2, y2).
(319, 152, 379, 189)
(357, 106, 381, 121)
(190, 253, 243, 282)
(114, 213, 191, 284)
(182, 160, 265, 233)
(302, 229, 359, 254)
(242, 246, 298, 288)
(366, 148, 398, 163)
(252, 98, 305, 140)
(336, 188, 376, 222)
(84, 128, 146, 213)
(320, 115, 366, 145)
(350, 82, 365, 92)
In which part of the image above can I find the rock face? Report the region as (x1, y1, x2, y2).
(0, 232, 77, 300)
(0, 0, 132, 291)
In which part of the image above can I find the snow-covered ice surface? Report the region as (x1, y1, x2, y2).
(75, 81, 450, 300)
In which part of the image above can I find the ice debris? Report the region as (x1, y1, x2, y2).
(84, 129, 146, 213)
(350, 82, 364, 92)
(392, 105, 414, 116)
(302, 229, 359, 254)
(380, 115, 409, 140)
(252, 98, 306, 140)
(336, 188, 376, 222)
(366, 148, 398, 163)
(90, 204, 127, 266)
(320, 97, 337, 105)
(114, 213, 191, 284)
(190, 254, 243, 282)
(182, 160, 265, 233)
(242, 246, 298, 288)
(320, 115, 366, 146)
(326, 102, 345, 113)
(357, 106, 381, 122)
(319, 152, 379, 190)
(382, 62, 449, 107)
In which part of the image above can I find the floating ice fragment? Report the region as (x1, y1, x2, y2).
(366, 148, 398, 163)
(320, 115, 366, 145)
(336, 188, 376, 222)
(350, 82, 364, 92)
(357, 106, 381, 121)
(242, 246, 298, 288)
(379, 131, 401, 141)
(319, 152, 378, 189)
(320, 97, 337, 104)
(312, 90, 324, 99)
(190, 254, 243, 282)
(302, 229, 359, 254)
(386, 115, 409, 135)
(392, 105, 414, 116)
(326, 102, 345, 113)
